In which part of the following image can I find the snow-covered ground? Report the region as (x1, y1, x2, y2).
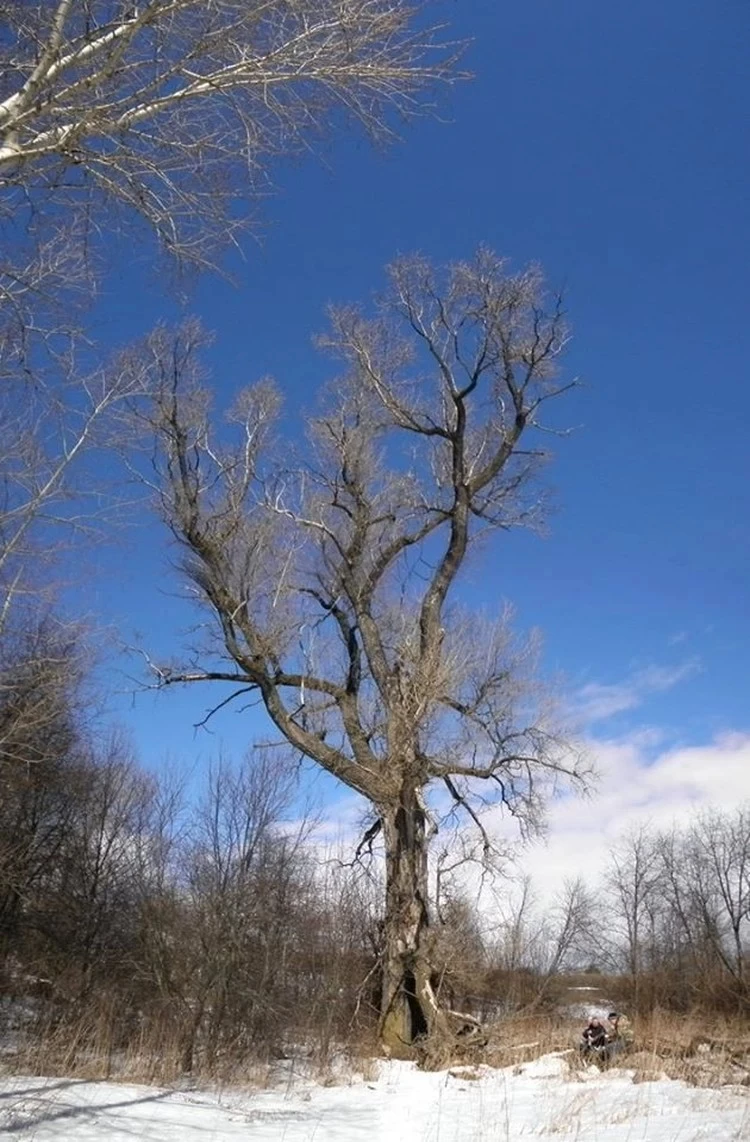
(0, 1055, 747, 1141)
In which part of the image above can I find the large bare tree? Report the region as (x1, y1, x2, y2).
(138, 248, 587, 1055)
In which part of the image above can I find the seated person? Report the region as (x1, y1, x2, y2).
(580, 1016, 608, 1057)
(601, 1011, 633, 1061)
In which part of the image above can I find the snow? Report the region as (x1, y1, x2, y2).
(0, 1055, 747, 1141)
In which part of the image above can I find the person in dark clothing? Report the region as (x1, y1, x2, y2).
(579, 1016, 608, 1059)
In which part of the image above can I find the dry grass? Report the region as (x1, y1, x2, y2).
(5, 1018, 289, 1089)
(637, 1009, 750, 1055)
(632, 1010, 750, 1088)
(483, 1012, 579, 1068)
(479, 1008, 750, 1089)
(4, 1005, 749, 1094)
(9, 1038, 184, 1086)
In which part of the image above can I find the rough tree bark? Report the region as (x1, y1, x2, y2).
(380, 788, 435, 1051)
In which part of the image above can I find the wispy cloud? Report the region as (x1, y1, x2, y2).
(573, 658, 700, 724)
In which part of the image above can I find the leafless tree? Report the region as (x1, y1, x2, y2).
(0, 1, 455, 265)
(602, 826, 664, 1011)
(587, 810, 750, 1013)
(483, 875, 594, 1011)
(691, 809, 750, 999)
(661, 810, 750, 1008)
(0, 618, 83, 976)
(541, 878, 595, 979)
(140, 747, 311, 1071)
(32, 735, 157, 1003)
(487, 876, 537, 979)
(135, 248, 588, 1054)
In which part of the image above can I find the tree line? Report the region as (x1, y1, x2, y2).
(0, 623, 378, 1075)
(1, 627, 746, 1077)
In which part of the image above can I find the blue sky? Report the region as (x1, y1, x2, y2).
(76, 0, 749, 828)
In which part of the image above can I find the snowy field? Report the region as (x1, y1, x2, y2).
(0, 1055, 748, 1141)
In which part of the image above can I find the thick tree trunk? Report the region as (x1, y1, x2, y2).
(378, 787, 449, 1058)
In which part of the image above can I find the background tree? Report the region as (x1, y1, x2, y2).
(657, 812, 750, 1011)
(0, 618, 83, 977)
(0, 344, 152, 636)
(36, 737, 155, 1006)
(165, 748, 308, 1072)
(602, 826, 664, 1012)
(483, 875, 595, 1012)
(138, 248, 587, 1056)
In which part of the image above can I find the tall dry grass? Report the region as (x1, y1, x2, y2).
(3, 997, 748, 1091)
(479, 1006, 750, 1087)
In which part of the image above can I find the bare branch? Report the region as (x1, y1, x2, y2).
(1, 1, 460, 263)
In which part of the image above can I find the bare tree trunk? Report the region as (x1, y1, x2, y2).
(181, 1000, 206, 1075)
(379, 787, 447, 1057)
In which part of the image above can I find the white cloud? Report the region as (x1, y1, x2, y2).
(573, 658, 700, 724)
(517, 729, 750, 900)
